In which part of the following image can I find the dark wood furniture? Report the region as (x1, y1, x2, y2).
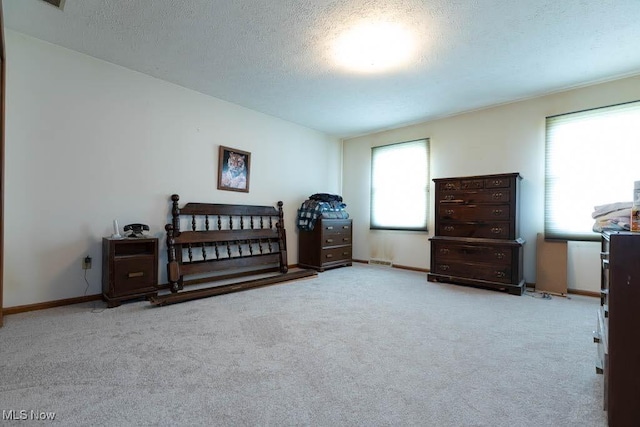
(0, 0, 6, 327)
(595, 231, 640, 426)
(298, 218, 352, 271)
(428, 173, 525, 295)
(102, 237, 159, 307)
(150, 194, 317, 306)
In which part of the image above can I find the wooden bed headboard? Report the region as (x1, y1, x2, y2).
(150, 194, 316, 305)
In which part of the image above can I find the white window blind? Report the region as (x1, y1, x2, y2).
(545, 100, 640, 240)
(370, 139, 429, 231)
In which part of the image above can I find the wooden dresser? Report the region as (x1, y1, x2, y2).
(595, 231, 640, 426)
(298, 218, 352, 271)
(428, 173, 525, 295)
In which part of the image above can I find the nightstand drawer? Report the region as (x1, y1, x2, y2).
(113, 255, 156, 295)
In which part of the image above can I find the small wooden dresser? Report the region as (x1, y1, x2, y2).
(595, 231, 640, 426)
(428, 173, 525, 295)
(298, 218, 352, 271)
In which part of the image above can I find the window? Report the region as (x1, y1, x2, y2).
(545, 100, 640, 241)
(370, 139, 429, 231)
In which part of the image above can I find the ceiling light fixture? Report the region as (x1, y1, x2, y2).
(333, 22, 415, 73)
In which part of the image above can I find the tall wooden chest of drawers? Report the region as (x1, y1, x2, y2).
(428, 173, 525, 295)
(595, 231, 640, 426)
(298, 218, 352, 272)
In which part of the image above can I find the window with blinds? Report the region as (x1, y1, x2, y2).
(545, 100, 640, 241)
(370, 139, 429, 231)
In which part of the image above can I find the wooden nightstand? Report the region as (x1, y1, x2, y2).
(102, 237, 158, 307)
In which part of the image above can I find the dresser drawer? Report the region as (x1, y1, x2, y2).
(433, 242, 512, 265)
(321, 234, 351, 247)
(485, 177, 511, 188)
(439, 189, 511, 204)
(439, 205, 510, 221)
(438, 222, 511, 239)
(321, 246, 352, 263)
(113, 255, 157, 295)
(595, 305, 608, 374)
(320, 220, 351, 236)
(438, 179, 484, 192)
(433, 261, 512, 284)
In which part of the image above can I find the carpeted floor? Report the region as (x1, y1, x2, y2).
(0, 264, 606, 426)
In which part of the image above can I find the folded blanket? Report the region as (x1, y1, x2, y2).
(593, 216, 631, 232)
(592, 202, 632, 218)
(595, 208, 631, 221)
(297, 199, 348, 231)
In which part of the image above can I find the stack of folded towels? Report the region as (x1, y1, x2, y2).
(592, 202, 631, 232)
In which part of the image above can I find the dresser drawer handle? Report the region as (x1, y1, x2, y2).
(445, 183, 456, 190)
(495, 271, 506, 278)
(492, 192, 503, 199)
(343, 252, 349, 256)
(326, 226, 334, 230)
(444, 195, 455, 200)
(343, 237, 350, 242)
(440, 248, 450, 255)
(440, 264, 450, 271)
(445, 209, 454, 215)
(491, 227, 503, 234)
(492, 209, 503, 216)
(128, 272, 144, 278)
(444, 226, 454, 232)
(343, 225, 349, 229)
(495, 252, 505, 259)
(492, 180, 503, 186)
(326, 238, 334, 243)
(326, 254, 333, 258)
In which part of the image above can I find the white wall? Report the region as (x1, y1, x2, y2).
(343, 74, 640, 292)
(4, 31, 342, 307)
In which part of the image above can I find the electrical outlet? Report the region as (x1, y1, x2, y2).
(83, 256, 92, 270)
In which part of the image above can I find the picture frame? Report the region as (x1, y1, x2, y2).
(217, 145, 251, 193)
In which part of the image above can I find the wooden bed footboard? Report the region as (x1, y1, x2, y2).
(150, 194, 316, 306)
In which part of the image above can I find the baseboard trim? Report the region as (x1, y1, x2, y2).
(353, 259, 429, 273)
(3, 294, 102, 316)
(392, 264, 429, 273)
(567, 288, 599, 298)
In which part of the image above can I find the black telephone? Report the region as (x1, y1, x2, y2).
(123, 223, 150, 238)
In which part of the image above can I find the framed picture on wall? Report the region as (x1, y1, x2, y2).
(217, 145, 251, 192)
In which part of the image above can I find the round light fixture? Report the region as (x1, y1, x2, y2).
(333, 22, 415, 73)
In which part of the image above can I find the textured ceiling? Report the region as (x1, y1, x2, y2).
(4, 0, 640, 137)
